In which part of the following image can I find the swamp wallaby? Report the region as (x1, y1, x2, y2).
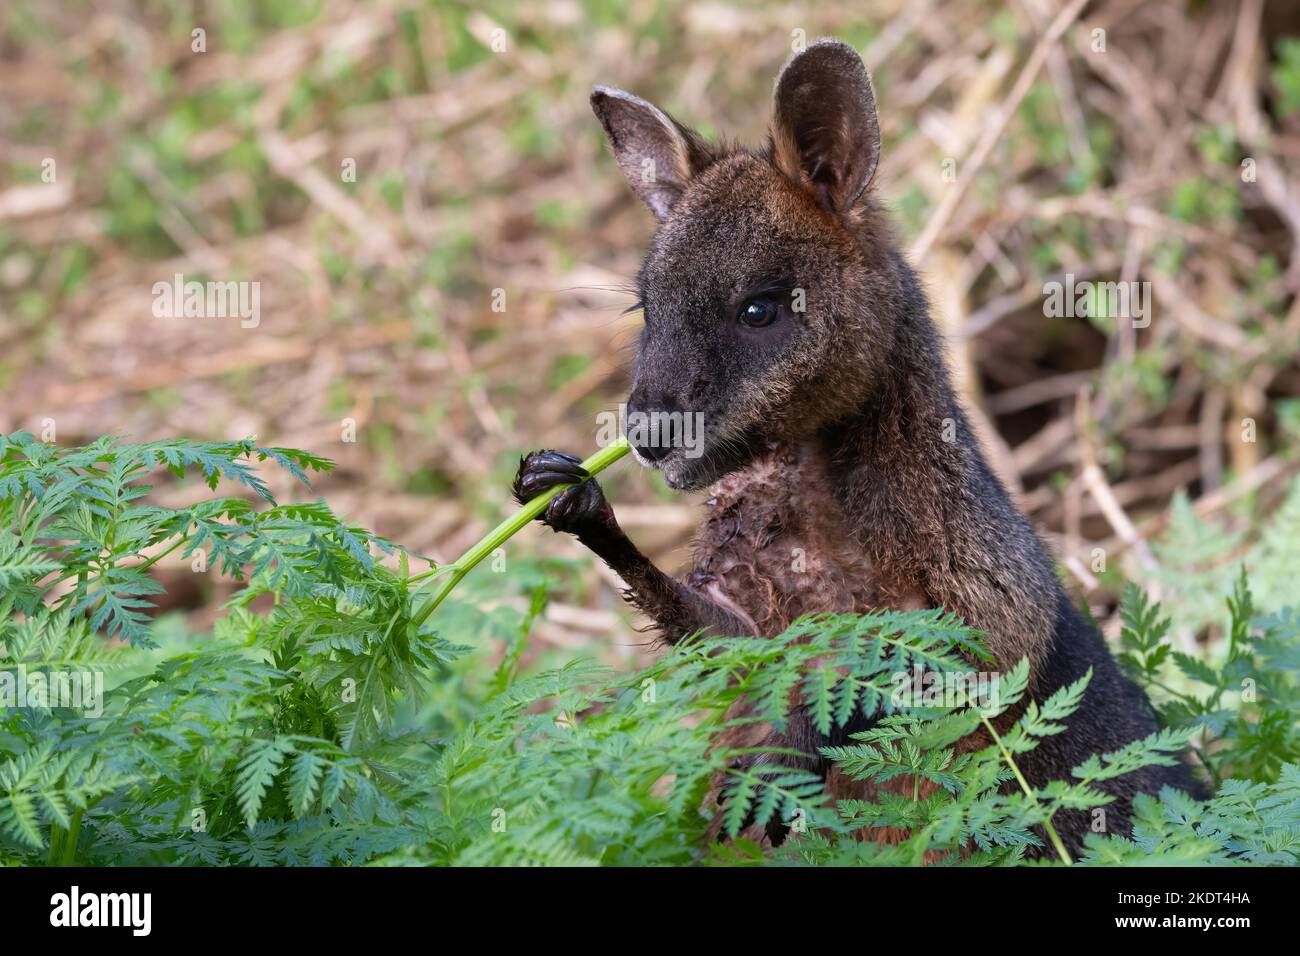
(513, 39, 1199, 854)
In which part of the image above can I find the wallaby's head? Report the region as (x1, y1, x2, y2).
(594, 40, 904, 490)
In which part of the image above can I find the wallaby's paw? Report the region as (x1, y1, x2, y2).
(513, 449, 611, 536)
(512, 449, 587, 503)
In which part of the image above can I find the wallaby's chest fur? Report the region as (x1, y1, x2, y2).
(686, 442, 878, 635)
(688, 439, 936, 633)
(689, 441, 964, 850)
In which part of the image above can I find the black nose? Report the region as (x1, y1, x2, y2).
(627, 391, 678, 462)
(635, 436, 673, 462)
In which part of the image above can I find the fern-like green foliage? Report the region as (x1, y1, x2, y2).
(1120, 569, 1300, 789)
(1151, 478, 1300, 636)
(1, 432, 1297, 867)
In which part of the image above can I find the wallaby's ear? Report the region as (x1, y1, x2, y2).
(771, 40, 881, 215)
(591, 86, 712, 222)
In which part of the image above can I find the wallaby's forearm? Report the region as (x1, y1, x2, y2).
(573, 518, 754, 643)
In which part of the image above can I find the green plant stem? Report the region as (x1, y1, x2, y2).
(980, 714, 1073, 866)
(61, 808, 83, 866)
(47, 824, 63, 866)
(135, 534, 190, 574)
(409, 437, 630, 626)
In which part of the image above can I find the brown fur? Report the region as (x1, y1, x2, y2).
(690, 441, 954, 850)
(689, 441, 878, 636)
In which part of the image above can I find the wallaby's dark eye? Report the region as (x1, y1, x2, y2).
(739, 297, 781, 328)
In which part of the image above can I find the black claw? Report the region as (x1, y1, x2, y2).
(544, 481, 609, 532)
(544, 492, 574, 527)
(541, 450, 584, 467)
(516, 469, 582, 501)
(512, 449, 591, 506)
(530, 449, 588, 477)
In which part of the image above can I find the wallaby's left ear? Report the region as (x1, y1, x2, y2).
(591, 87, 714, 223)
(771, 39, 881, 215)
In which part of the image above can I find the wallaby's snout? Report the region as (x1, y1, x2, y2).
(592, 40, 891, 491)
(625, 384, 680, 463)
